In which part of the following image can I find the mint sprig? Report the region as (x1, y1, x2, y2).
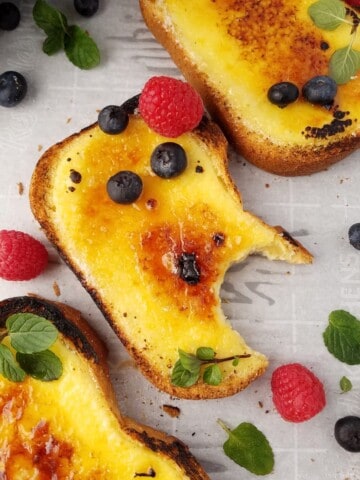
(0, 313, 62, 382)
(171, 347, 251, 388)
(323, 310, 360, 365)
(33, 0, 100, 69)
(308, 0, 360, 84)
(218, 420, 274, 476)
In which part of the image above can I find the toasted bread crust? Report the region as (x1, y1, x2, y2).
(0, 296, 210, 480)
(139, 0, 360, 176)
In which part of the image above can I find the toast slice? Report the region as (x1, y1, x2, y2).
(139, 0, 360, 176)
(30, 105, 312, 399)
(0, 295, 210, 479)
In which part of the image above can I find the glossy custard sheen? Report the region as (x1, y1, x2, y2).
(158, 0, 360, 145)
(40, 114, 310, 396)
(0, 339, 186, 479)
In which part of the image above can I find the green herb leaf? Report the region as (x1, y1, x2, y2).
(6, 313, 58, 354)
(340, 375, 352, 393)
(171, 359, 200, 387)
(33, 0, 68, 35)
(42, 31, 65, 55)
(178, 349, 202, 372)
(203, 364, 222, 386)
(33, 0, 100, 69)
(64, 25, 100, 70)
(323, 310, 360, 365)
(308, 0, 346, 30)
(329, 46, 360, 84)
(16, 350, 63, 381)
(196, 346, 216, 361)
(0, 344, 26, 382)
(218, 420, 274, 476)
(232, 357, 240, 367)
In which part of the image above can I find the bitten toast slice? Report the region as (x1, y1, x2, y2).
(0, 295, 210, 479)
(30, 110, 312, 399)
(139, 0, 360, 175)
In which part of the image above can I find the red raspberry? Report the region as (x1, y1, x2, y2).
(0, 230, 48, 281)
(345, 0, 360, 7)
(139, 76, 204, 137)
(271, 363, 326, 422)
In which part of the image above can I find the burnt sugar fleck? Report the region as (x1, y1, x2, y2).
(69, 169, 82, 184)
(302, 108, 355, 140)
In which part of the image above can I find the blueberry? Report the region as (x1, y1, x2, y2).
(0, 71, 27, 107)
(98, 105, 129, 134)
(302, 75, 337, 106)
(74, 0, 99, 17)
(334, 416, 360, 452)
(348, 223, 360, 250)
(107, 171, 143, 204)
(267, 82, 299, 108)
(0, 2, 20, 30)
(120, 94, 140, 115)
(150, 142, 187, 179)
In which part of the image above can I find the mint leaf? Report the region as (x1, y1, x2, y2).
(340, 375, 352, 393)
(33, 0, 68, 36)
(218, 420, 274, 476)
(178, 349, 202, 372)
(171, 359, 199, 387)
(42, 31, 65, 55)
(64, 25, 100, 70)
(203, 364, 222, 386)
(0, 344, 26, 382)
(196, 346, 216, 361)
(323, 310, 360, 364)
(17, 350, 63, 381)
(33, 0, 100, 69)
(308, 0, 346, 30)
(232, 357, 240, 366)
(6, 313, 58, 354)
(329, 47, 360, 84)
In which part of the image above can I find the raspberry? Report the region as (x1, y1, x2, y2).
(139, 76, 204, 137)
(271, 363, 326, 422)
(0, 230, 48, 281)
(345, 0, 360, 7)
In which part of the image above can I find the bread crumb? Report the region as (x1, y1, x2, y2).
(38, 145, 43, 152)
(265, 183, 270, 188)
(66, 117, 72, 124)
(17, 182, 24, 195)
(162, 404, 181, 418)
(52, 281, 61, 297)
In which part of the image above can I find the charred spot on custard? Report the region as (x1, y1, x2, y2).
(4, 421, 74, 478)
(69, 169, 82, 184)
(140, 224, 227, 313)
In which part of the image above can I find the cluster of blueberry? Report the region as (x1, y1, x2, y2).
(98, 103, 188, 205)
(267, 75, 337, 109)
(0, 0, 99, 107)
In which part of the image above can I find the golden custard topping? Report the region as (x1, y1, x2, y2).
(30, 114, 312, 398)
(152, 0, 359, 144)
